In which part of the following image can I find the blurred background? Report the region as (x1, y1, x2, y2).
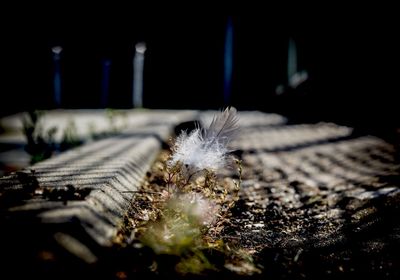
(0, 11, 398, 130)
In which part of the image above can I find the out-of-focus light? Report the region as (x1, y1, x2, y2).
(133, 42, 146, 108)
(135, 42, 147, 54)
(289, 71, 309, 89)
(52, 46, 63, 55)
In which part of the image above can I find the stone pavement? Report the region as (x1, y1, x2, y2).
(0, 109, 399, 278)
(0, 109, 197, 175)
(224, 119, 400, 278)
(0, 110, 196, 275)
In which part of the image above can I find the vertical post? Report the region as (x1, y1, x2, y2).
(52, 46, 63, 108)
(133, 42, 146, 108)
(287, 38, 297, 85)
(224, 17, 234, 105)
(287, 38, 308, 89)
(101, 59, 111, 108)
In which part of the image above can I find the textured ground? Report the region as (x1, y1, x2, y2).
(0, 110, 399, 279)
(223, 120, 400, 279)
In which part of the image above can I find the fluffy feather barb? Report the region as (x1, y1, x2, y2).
(169, 107, 239, 172)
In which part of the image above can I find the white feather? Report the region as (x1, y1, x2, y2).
(202, 107, 239, 146)
(169, 107, 238, 172)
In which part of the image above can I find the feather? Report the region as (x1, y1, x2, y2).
(202, 107, 239, 146)
(169, 107, 239, 173)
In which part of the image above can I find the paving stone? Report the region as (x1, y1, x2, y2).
(226, 121, 400, 253)
(0, 109, 197, 174)
(0, 110, 197, 259)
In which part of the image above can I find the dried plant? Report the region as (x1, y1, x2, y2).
(129, 108, 259, 275)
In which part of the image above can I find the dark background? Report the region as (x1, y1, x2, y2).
(1, 11, 398, 132)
